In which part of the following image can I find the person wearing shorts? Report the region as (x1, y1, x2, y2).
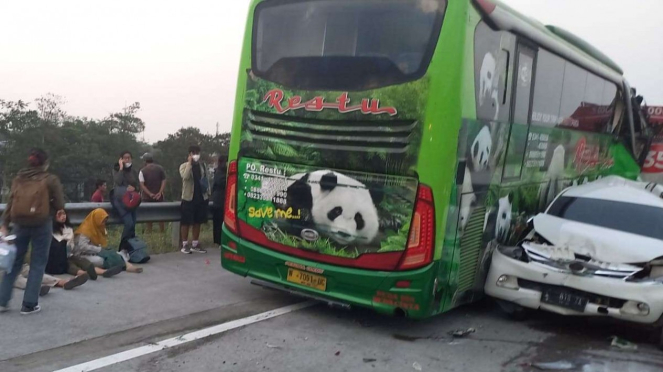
(139, 153, 167, 233)
(179, 145, 210, 254)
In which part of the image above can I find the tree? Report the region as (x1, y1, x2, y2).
(0, 97, 148, 202)
(103, 102, 146, 134)
(35, 93, 67, 125)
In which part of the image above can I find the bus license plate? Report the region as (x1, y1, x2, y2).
(287, 268, 327, 291)
(541, 288, 588, 312)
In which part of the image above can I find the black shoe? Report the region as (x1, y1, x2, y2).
(86, 265, 98, 281)
(20, 305, 41, 315)
(63, 274, 89, 290)
(39, 286, 51, 297)
(102, 265, 123, 278)
(191, 246, 207, 254)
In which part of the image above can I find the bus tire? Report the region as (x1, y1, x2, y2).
(495, 299, 530, 321)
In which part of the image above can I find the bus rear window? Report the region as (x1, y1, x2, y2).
(253, 0, 446, 91)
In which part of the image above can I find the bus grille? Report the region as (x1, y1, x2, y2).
(246, 110, 418, 153)
(457, 206, 486, 293)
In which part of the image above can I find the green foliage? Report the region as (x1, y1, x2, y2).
(0, 96, 231, 203)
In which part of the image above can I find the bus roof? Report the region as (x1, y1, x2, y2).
(476, 0, 624, 85)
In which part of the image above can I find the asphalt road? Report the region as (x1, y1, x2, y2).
(1, 248, 662, 372)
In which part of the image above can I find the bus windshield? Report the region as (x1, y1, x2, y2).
(253, 0, 446, 91)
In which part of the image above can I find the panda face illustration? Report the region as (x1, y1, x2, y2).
(471, 126, 492, 172)
(284, 171, 380, 245)
(479, 53, 497, 107)
(496, 193, 513, 244)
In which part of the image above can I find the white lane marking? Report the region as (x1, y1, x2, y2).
(54, 300, 316, 372)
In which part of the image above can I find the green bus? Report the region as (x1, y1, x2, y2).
(221, 0, 650, 319)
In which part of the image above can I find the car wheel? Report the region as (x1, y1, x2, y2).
(496, 299, 530, 321)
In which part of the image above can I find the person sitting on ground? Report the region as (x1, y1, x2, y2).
(91, 179, 107, 203)
(73, 208, 142, 274)
(47, 210, 121, 279)
(15, 263, 88, 295)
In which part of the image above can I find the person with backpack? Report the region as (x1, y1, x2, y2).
(0, 148, 65, 315)
(179, 145, 210, 254)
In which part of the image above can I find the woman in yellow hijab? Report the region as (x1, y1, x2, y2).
(73, 208, 142, 275)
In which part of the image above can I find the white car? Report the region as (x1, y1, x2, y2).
(485, 176, 663, 346)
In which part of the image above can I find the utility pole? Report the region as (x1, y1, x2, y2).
(216, 121, 219, 137)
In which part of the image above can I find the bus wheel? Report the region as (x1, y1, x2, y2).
(496, 299, 530, 321)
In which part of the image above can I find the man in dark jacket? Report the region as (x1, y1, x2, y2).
(113, 150, 140, 244)
(139, 153, 166, 233)
(0, 148, 65, 315)
(211, 155, 228, 246)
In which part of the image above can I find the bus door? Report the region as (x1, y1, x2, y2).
(451, 23, 515, 307)
(502, 42, 536, 181)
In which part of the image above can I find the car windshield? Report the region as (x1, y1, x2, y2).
(546, 196, 663, 240)
(252, 0, 446, 90)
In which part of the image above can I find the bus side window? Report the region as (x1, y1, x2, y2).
(502, 44, 536, 180)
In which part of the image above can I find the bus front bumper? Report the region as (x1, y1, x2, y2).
(220, 225, 438, 319)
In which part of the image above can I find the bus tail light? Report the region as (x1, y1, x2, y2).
(224, 160, 239, 234)
(397, 185, 435, 271)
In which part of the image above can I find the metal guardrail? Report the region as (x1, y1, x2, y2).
(0, 201, 214, 225)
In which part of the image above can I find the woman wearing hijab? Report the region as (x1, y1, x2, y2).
(73, 209, 142, 274)
(47, 210, 119, 279)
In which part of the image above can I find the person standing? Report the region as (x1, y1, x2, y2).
(91, 179, 107, 202)
(0, 148, 65, 315)
(179, 145, 210, 254)
(112, 151, 139, 244)
(211, 155, 228, 247)
(139, 153, 167, 233)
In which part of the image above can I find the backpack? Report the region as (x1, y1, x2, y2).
(121, 237, 150, 264)
(10, 175, 51, 224)
(199, 163, 209, 195)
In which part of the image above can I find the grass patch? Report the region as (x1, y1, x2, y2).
(263, 225, 359, 258)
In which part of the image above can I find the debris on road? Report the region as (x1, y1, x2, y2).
(265, 343, 282, 349)
(363, 358, 377, 363)
(335, 351, 341, 356)
(413, 361, 422, 371)
(610, 336, 638, 350)
(531, 361, 575, 370)
(448, 328, 476, 338)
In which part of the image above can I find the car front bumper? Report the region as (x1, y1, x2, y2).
(485, 248, 663, 325)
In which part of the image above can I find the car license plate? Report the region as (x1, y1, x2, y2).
(541, 288, 588, 312)
(287, 268, 327, 291)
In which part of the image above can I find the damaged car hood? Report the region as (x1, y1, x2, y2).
(532, 214, 663, 264)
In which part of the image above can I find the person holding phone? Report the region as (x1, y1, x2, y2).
(179, 145, 210, 254)
(112, 151, 140, 244)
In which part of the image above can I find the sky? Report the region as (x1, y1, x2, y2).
(1, 0, 662, 143)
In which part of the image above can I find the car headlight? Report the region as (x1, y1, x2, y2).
(496, 275, 519, 290)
